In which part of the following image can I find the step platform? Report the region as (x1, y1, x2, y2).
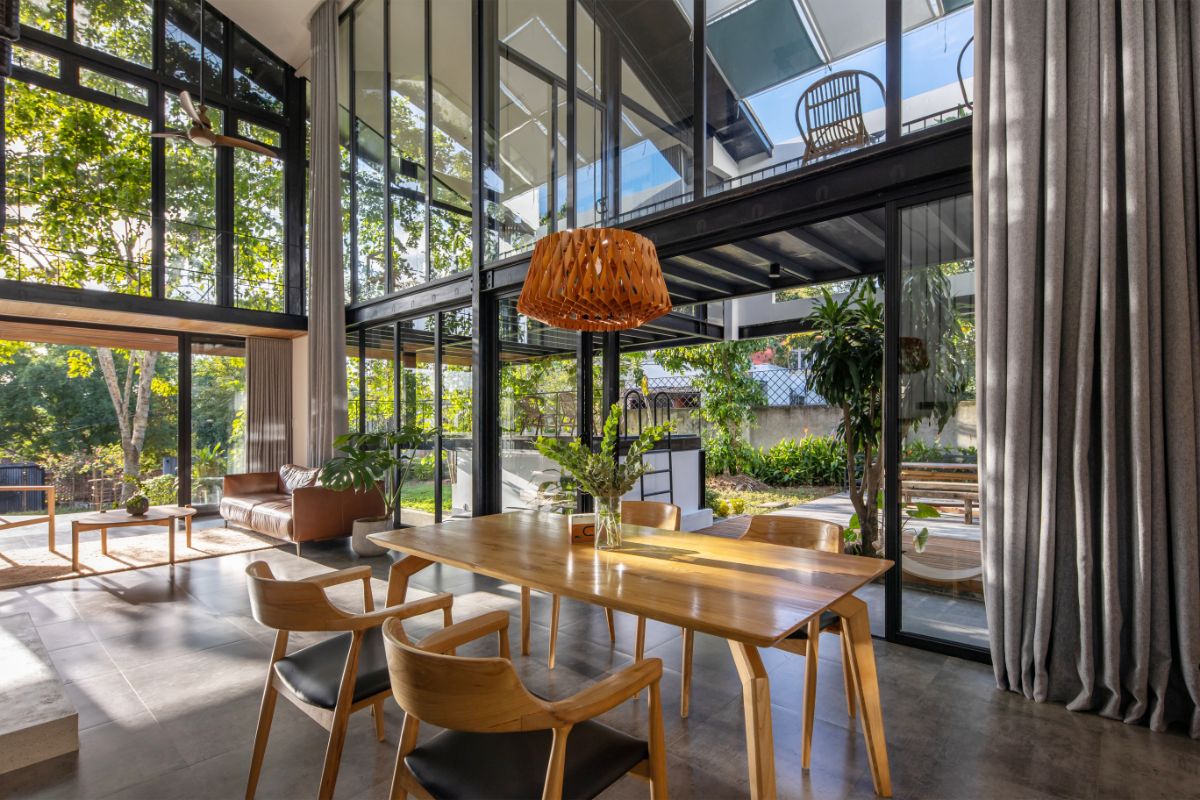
(0, 613, 79, 775)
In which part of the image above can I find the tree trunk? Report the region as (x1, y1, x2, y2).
(95, 348, 158, 501)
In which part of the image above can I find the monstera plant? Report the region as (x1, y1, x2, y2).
(320, 421, 436, 524)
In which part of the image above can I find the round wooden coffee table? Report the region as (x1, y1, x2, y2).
(70, 505, 197, 572)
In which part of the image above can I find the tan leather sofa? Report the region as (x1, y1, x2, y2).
(220, 464, 384, 554)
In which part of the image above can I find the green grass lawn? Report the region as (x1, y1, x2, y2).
(399, 481, 451, 514)
(708, 483, 840, 517)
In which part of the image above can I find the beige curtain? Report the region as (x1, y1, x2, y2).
(245, 337, 292, 472)
(976, 0, 1200, 736)
(307, 0, 349, 466)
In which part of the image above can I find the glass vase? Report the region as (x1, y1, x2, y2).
(594, 498, 622, 550)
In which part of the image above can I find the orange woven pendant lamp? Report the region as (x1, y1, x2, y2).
(517, 228, 672, 331)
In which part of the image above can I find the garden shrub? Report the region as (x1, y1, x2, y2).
(746, 434, 846, 487)
(141, 474, 179, 505)
(715, 499, 731, 518)
(901, 440, 977, 463)
(730, 497, 747, 515)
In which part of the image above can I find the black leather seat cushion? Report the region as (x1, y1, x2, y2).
(406, 719, 648, 800)
(273, 627, 390, 709)
(786, 610, 841, 639)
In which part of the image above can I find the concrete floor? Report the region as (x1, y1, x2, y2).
(0, 538, 1194, 800)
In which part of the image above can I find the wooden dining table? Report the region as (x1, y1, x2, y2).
(370, 511, 894, 799)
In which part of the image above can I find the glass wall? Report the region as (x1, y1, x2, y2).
(397, 315, 438, 521)
(2, 4, 301, 314)
(895, 191, 981, 647)
(190, 337, 246, 508)
(389, 0, 427, 291)
(1, 78, 153, 294)
(499, 298, 578, 511)
(440, 308, 474, 517)
(0, 330, 178, 512)
(617, 4, 693, 218)
(339, 0, 473, 302)
(902, 1, 975, 133)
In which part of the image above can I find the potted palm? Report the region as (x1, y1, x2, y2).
(535, 403, 672, 550)
(320, 421, 436, 556)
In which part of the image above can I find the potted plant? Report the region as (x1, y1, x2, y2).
(535, 403, 672, 550)
(320, 421, 436, 556)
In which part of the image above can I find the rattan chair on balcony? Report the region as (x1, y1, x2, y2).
(795, 69, 885, 165)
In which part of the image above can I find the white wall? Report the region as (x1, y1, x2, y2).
(291, 335, 310, 465)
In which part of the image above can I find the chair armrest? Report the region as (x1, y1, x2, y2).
(344, 591, 454, 632)
(385, 556, 434, 607)
(302, 565, 374, 612)
(549, 658, 663, 725)
(416, 610, 510, 655)
(223, 471, 279, 497)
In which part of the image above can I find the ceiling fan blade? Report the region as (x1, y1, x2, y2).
(150, 130, 188, 139)
(179, 90, 204, 125)
(213, 134, 281, 158)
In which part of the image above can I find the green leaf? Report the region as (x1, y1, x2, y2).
(913, 527, 930, 553)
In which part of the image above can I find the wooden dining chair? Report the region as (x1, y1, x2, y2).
(243, 559, 460, 800)
(542, 500, 681, 670)
(382, 613, 669, 800)
(677, 514, 854, 758)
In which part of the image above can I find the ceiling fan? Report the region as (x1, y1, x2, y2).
(149, 3, 279, 158)
(151, 90, 279, 157)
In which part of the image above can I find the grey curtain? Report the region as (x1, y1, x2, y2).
(976, 0, 1200, 737)
(245, 337, 292, 472)
(306, 0, 349, 467)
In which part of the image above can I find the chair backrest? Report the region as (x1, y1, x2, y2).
(382, 617, 554, 733)
(742, 515, 843, 554)
(796, 70, 882, 162)
(245, 561, 356, 632)
(621, 500, 681, 531)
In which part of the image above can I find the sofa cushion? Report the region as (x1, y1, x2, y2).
(249, 499, 294, 539)
(220, 492, 293, 540)
(279, 464, 320, 495)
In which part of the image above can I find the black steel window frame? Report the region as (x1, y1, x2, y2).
(337, 0, 969, 313)
(2, 0, 307, 316)
(339, 0, 476, 307)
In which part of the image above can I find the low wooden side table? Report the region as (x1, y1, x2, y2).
(70, 505, 196, 572)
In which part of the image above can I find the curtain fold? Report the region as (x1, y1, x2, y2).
(306, 0, 349, 467)
(245, 337, 292, 472)
(977, 0, 1200, 737)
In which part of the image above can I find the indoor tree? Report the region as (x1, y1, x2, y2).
(805, 283, 885, 555)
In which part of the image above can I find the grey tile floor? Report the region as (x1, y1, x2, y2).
(0, 537, 1194, 800)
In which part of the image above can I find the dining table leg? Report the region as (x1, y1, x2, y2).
(520, 586, 531, 656)
(727, 640, 776, 800)
(831, 595, 892, 797)
(168, 518, 176, 565)
(71, 521, 80, 572)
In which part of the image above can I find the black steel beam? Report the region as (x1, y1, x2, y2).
(845, 215, 885, 249)
(346, 274, 474, 328)
(660, 261, 740, 294)
(726, 239, 816, 281)
(0, 279, 307, 331)
(684, 253, 772, 289)
(780, 229, 864, 273)
(638, 310, 723, 341)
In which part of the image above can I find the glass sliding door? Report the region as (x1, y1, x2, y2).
(189, 337, 246, 508)
(439, 308, 473, 518)
(397, 315, 437, 522)
(498, 297, 578, 511)
(894, 191, 983, 648)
